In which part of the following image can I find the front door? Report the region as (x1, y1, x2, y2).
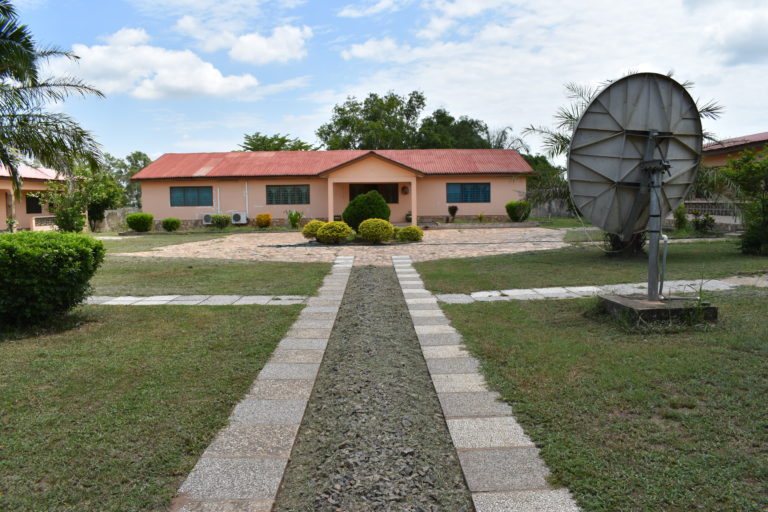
(348, 183, 399, 204)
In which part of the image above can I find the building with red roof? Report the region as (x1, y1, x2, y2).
(132, 149, 533, 226)
(703, 131, 768, 167)
(1, 164, 63, 231)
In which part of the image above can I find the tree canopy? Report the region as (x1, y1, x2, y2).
(239, 132, 317, 151)
(0, 0, 103, 197)
(103, 151, 151, 207)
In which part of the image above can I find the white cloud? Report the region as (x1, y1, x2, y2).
(338, 0, 404, 18)
(47, 28, 312, 100)
(229, 25, 313, 65)
(341, 37, 403, 61)
(418, 0, 512, 39)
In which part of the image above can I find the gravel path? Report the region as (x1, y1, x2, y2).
(273, 266, 473, 511)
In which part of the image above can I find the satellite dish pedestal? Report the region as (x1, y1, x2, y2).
(567, 72, 719, 322)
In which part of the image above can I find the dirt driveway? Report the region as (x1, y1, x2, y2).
(119, 227, 568, 265)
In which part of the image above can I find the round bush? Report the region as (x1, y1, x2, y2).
(255, 213, 272, 228)
(505, 201, 532, 222)
(358, 218, 395, 243)
(161, 217, 181, 232)
(342, 190, 391, 231)
(316, 221, 354, 244)
(397, 225, 424, 242)
(0, 232, 105, 325)
(211, 214, 231, 230)
(392, 226, 401, 239)
(302, 220, 326, 239)
(125, 213, 154, 232)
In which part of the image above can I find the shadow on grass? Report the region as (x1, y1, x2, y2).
(0, 309, 95, 342)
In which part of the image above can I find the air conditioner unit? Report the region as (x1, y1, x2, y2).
(201, 213, 214, 225)
(231, 211, 248, 225)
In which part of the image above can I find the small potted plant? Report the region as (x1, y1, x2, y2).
(448, 205, 458, 223)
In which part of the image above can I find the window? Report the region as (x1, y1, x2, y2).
(446, 183, 491, 203)
(25, 194, 42, 214)
(170, 186, 213, 207)
(266, 185, 310, 205)
(349, 184, 399, 204)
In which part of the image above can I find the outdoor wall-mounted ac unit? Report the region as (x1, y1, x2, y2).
(201, 213, 213, 225)
(231, 211, 248, 225)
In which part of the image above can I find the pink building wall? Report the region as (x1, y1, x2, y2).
(1, 180, 55, 231)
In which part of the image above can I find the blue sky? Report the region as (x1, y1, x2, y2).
(18, 0, 768, 161)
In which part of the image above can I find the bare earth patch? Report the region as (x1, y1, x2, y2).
(117, 228, 567, 265)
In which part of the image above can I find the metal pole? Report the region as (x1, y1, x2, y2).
(644, 131, 661, 301)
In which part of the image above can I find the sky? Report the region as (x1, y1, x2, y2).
(17, 0, 768, 162)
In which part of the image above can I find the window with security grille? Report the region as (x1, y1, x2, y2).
(266, 185, 310, 205)
(446, 183, 491, 203)
(26, 194, 42, 214)
(170, 186, 213, 207)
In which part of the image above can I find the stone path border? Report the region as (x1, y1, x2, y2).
(436, 278, 742, 304)
(86, 295, 308, 306)
(393, 255, 581, 512)
(171, 255, 353, 512)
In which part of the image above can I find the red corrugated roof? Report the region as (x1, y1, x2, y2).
(0, 164, 63, 181)
(132, 149, 533, 180)
(704, 131, 768, 152)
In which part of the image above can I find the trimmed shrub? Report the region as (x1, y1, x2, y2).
(739, 199, 768, 255)
(448, 205, 458, 221)
(673, 204, 688, 231)
(397, 225, 424, 242)
(161, 217, 181, 232)
(316, 221, 354, 244)
(0, 232, 105, 325)
(211, 214, 231, 230)
(342, 190, 390, 231)
(358, 218, 395, 243)
(125, 213, 154, 232)
(255, 213, 272, 228)
(392, 226, 401, 239)
(505, 200, 532, 222)
(302, 220, 326, 239)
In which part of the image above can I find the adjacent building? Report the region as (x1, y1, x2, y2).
(132, 149, 533, 226)
(1, 165, 61, 231)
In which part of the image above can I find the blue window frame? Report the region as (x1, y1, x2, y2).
(266, 185, 310, 205)
(170, 186, 213, 207)
(446, 183, 490, 203)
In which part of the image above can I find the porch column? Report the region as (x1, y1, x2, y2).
(409, 179, 417, 226)
(326, 179, 334, 222)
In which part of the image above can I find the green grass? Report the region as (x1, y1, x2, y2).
(91, 257, 331, 296)
(0, 305, 301, 511)
(415, 241, 768, 293)
(563, 228, 726, 243)
(443, 289, 768, 511)
(97, 233, 229, 253)
(531, 216, 591, 229)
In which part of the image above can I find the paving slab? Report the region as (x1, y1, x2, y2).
(402, 289, 432, 296)
(248, 379, 315, 400)
(447, 417, 533, 449)
(179, 458, 286, 500)
(414, 324, 456, 335)
(422, 345, 470, 359)
(458, 448, 550, 492)
(85, 296, 116, 304)
(199, 295, 241, 306)
(170, 300, 209, 306)
(270, 349, 325, 364)
(265, 299, 304, 306)
(474, 295, 512, 302)
(203, 424, 299, 458)
(438, 392, 514, 418)
(176, 499, 274, 512)
(417, 332, 464, 345)
(286, 327, 333, 338)
(406, 297, 439, 305)
(258, 363, 320, 380)
(500, 290, 543, 300)
(297, 311, 337, 321)
(471, 291, 502, 299)
(407, 302, 443, 311)
(301, 306, 339, 314)
(472, 489, 580, 512)
(436, 293, 475, 304)
(532, 287, 581, 299)
(134, 299, 174, 305)
(411, 316, 452, 326)
(230, 399, 306, 425)
(102, 296, 143, 305)
(564, 286, 602, 296)
(232, 296, 272, 305)
(427, 357, 480, 374)
(409, 309, 446, 317)
(432, 373, 488, 393)
(277, 338, 328, 350)
(291, 319, 335, 329)
(401, 283, 426, 289)
(305, 298, 342, 307)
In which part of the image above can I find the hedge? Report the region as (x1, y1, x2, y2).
(505, 200, 532, 222)
(125, 213, 154, 232)
(161, 218, 181, 232)
(342, 190, 390, 231)
(0, 232, 105, 325)
(358, 218, 394, 243)
(316, 221, 354, 244)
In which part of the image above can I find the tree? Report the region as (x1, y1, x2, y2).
(417, 108, 490, 149)
(0, 0, 103, 199)
(317, 91, 426, 149)
(484, 126, 529, 152)
(523, 154, 571, 213)
(104, 151, 151, 207)
(721, 148, 768, 254)
(239, 132, 317, 151)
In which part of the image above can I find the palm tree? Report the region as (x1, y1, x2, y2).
(0, 0, 103, 199)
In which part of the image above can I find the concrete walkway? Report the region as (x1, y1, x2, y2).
(86, 294, 308, 306)
(171, 256, 353, 512)
(393, 255, 580, 512)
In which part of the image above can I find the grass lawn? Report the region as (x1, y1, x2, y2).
(92, 257, 331, 296)
(563, 228, 727, 243)
(531, 216, 591, 229)
(97, 233, 229, 253)
(415, 241, 768, 293)
(0, 305, 301, 512)
(444, 289, 768, 511)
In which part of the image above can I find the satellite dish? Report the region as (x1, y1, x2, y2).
(567, 72, 703, 301)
